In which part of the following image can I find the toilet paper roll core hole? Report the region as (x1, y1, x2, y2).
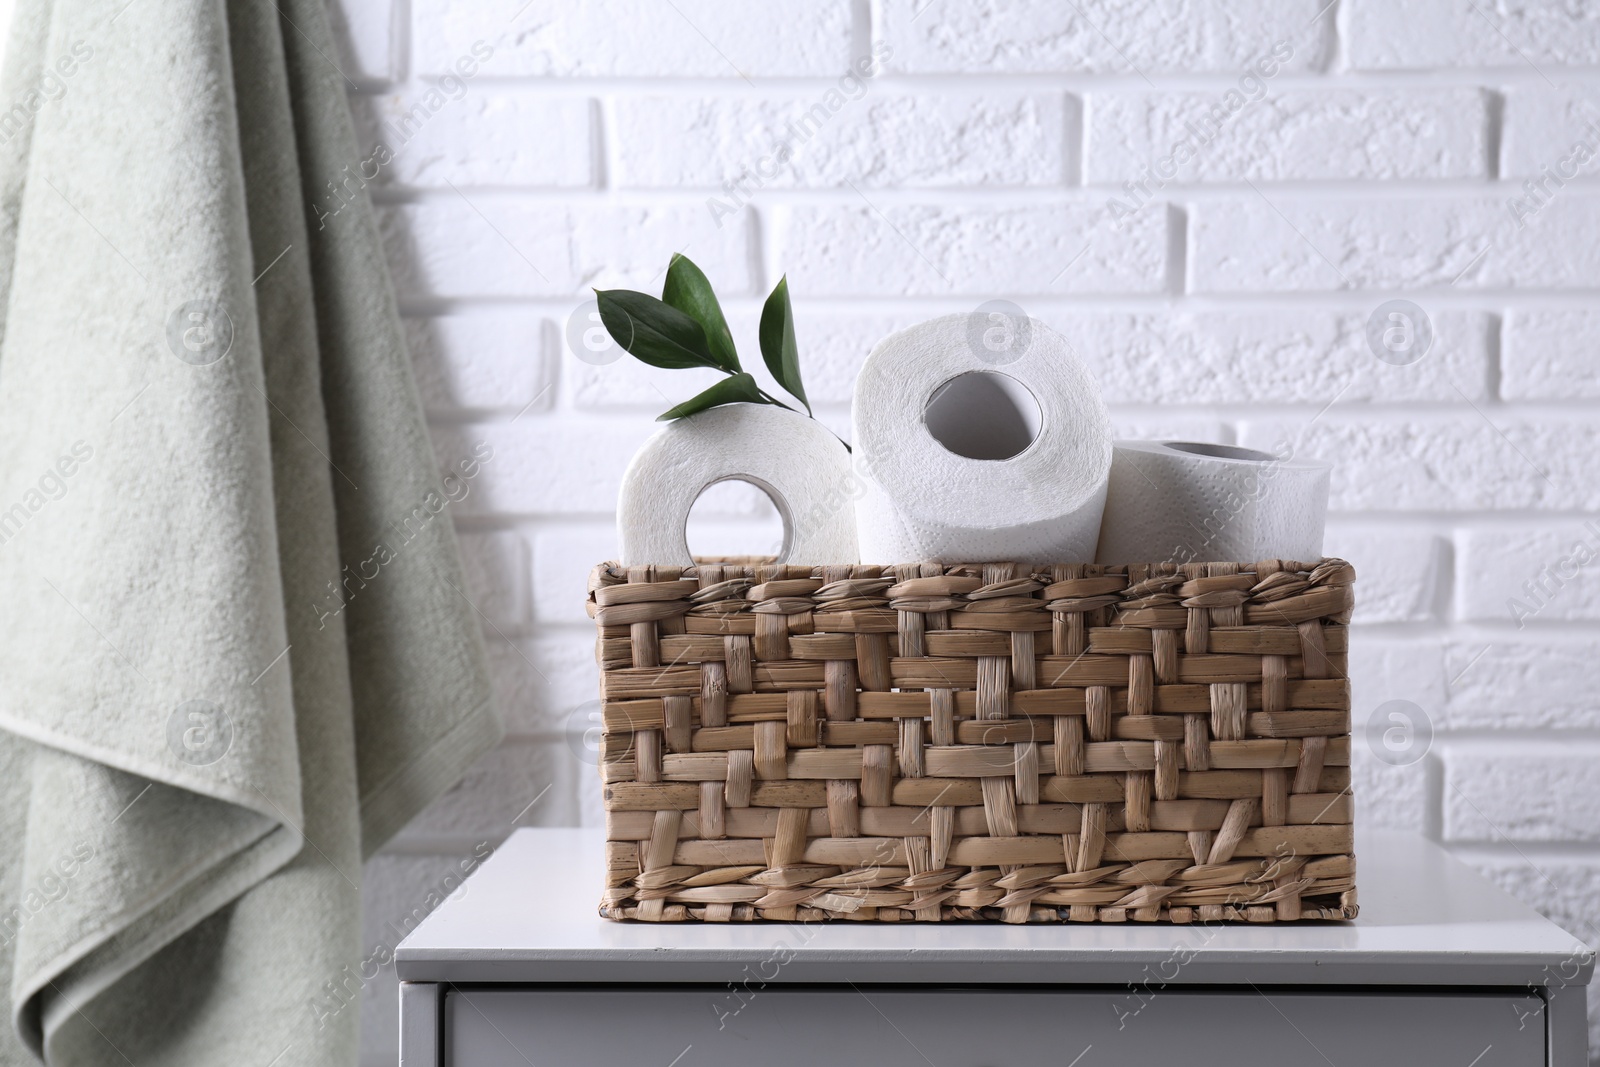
(1165, 441, 1276, 463)
(923, 370, 1043, 461)
(683, 476, 792, 563)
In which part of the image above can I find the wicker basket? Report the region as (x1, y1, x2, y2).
(589, 558, 1356, 924)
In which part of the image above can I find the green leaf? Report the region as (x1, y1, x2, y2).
(661, 254, 740, 373)
(758, 275, 809, 412)
(657, 372, 767, 421)
(595, 289, 719, 370)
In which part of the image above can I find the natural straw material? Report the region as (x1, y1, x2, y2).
(590, 559, 1357, 924)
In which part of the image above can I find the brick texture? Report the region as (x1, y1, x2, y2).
(347, 3, 1600, 1061)
(1458, 524, 1600, 624)
(1503, 309, 1600, 400)
(734, 308, 1493, 408)
(413, 0, 852, 78)
(614, 93, 1067, 189)
(1445, 748, 1600, 843)
(1500, 87, 1600, 181)
(1237, 417, 1600, 511)
(1189, 195, 1600, 292)
(879, 0, 1333, 74)
(352, 92, 594, 188)
(380, 202, 755, 300)
(1087, 88, 1490, 183)
(1442, 639, 1600, 731)
(1346, 0, 1600, 70)
(405, 314, 552, 415)
(1324, 525, 1446, 623)
(779, 202, 1169, 295)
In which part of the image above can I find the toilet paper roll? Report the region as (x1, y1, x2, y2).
(1094, 440, 1331, 564)
(618, 404, 858, 566)
(851, 313, 1112, 564)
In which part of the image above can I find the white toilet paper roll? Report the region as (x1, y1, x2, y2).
(851, 313, 1112, 564)
(1094, 440, 1331, 564)
(617, 404, 858, 566)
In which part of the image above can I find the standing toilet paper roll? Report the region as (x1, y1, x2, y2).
(617, 404, 858, 566)
(851, 313, 1112, 564)
(1094, 440, 1331, 564)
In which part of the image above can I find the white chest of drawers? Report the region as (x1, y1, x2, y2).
(396, 828, 1592, 1066)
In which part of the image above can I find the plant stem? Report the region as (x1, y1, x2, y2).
(745, 376, 851, 453)
(754, 386, 798, 412)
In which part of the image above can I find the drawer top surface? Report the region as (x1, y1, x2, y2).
(394, 828, 1592, 988)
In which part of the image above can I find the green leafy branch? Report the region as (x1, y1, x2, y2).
(595, 255, 835, 441)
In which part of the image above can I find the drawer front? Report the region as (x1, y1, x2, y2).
(446, 986, 1545, 1067)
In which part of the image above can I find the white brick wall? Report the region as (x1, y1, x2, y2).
(612, 93, 1068, 188)
(336, 2, 1600, 1061)
(1345, 0, 1600, 70)
(1505, 310, 1600, 399)
(778, 201, 1171, 294)
(877, 0, 1335, 75)
(413, 0, 852, 78)
(1085, 88, 1492, 183)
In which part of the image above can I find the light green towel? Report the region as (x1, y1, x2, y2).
(0, 1, 502, 1063)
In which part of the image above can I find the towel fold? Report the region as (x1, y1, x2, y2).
(0, 0, 501, 1063)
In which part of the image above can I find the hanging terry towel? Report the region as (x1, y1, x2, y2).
(0, 0, 502, 1063)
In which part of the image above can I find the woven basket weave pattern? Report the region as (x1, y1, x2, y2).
(591, 558, 1356, 924)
